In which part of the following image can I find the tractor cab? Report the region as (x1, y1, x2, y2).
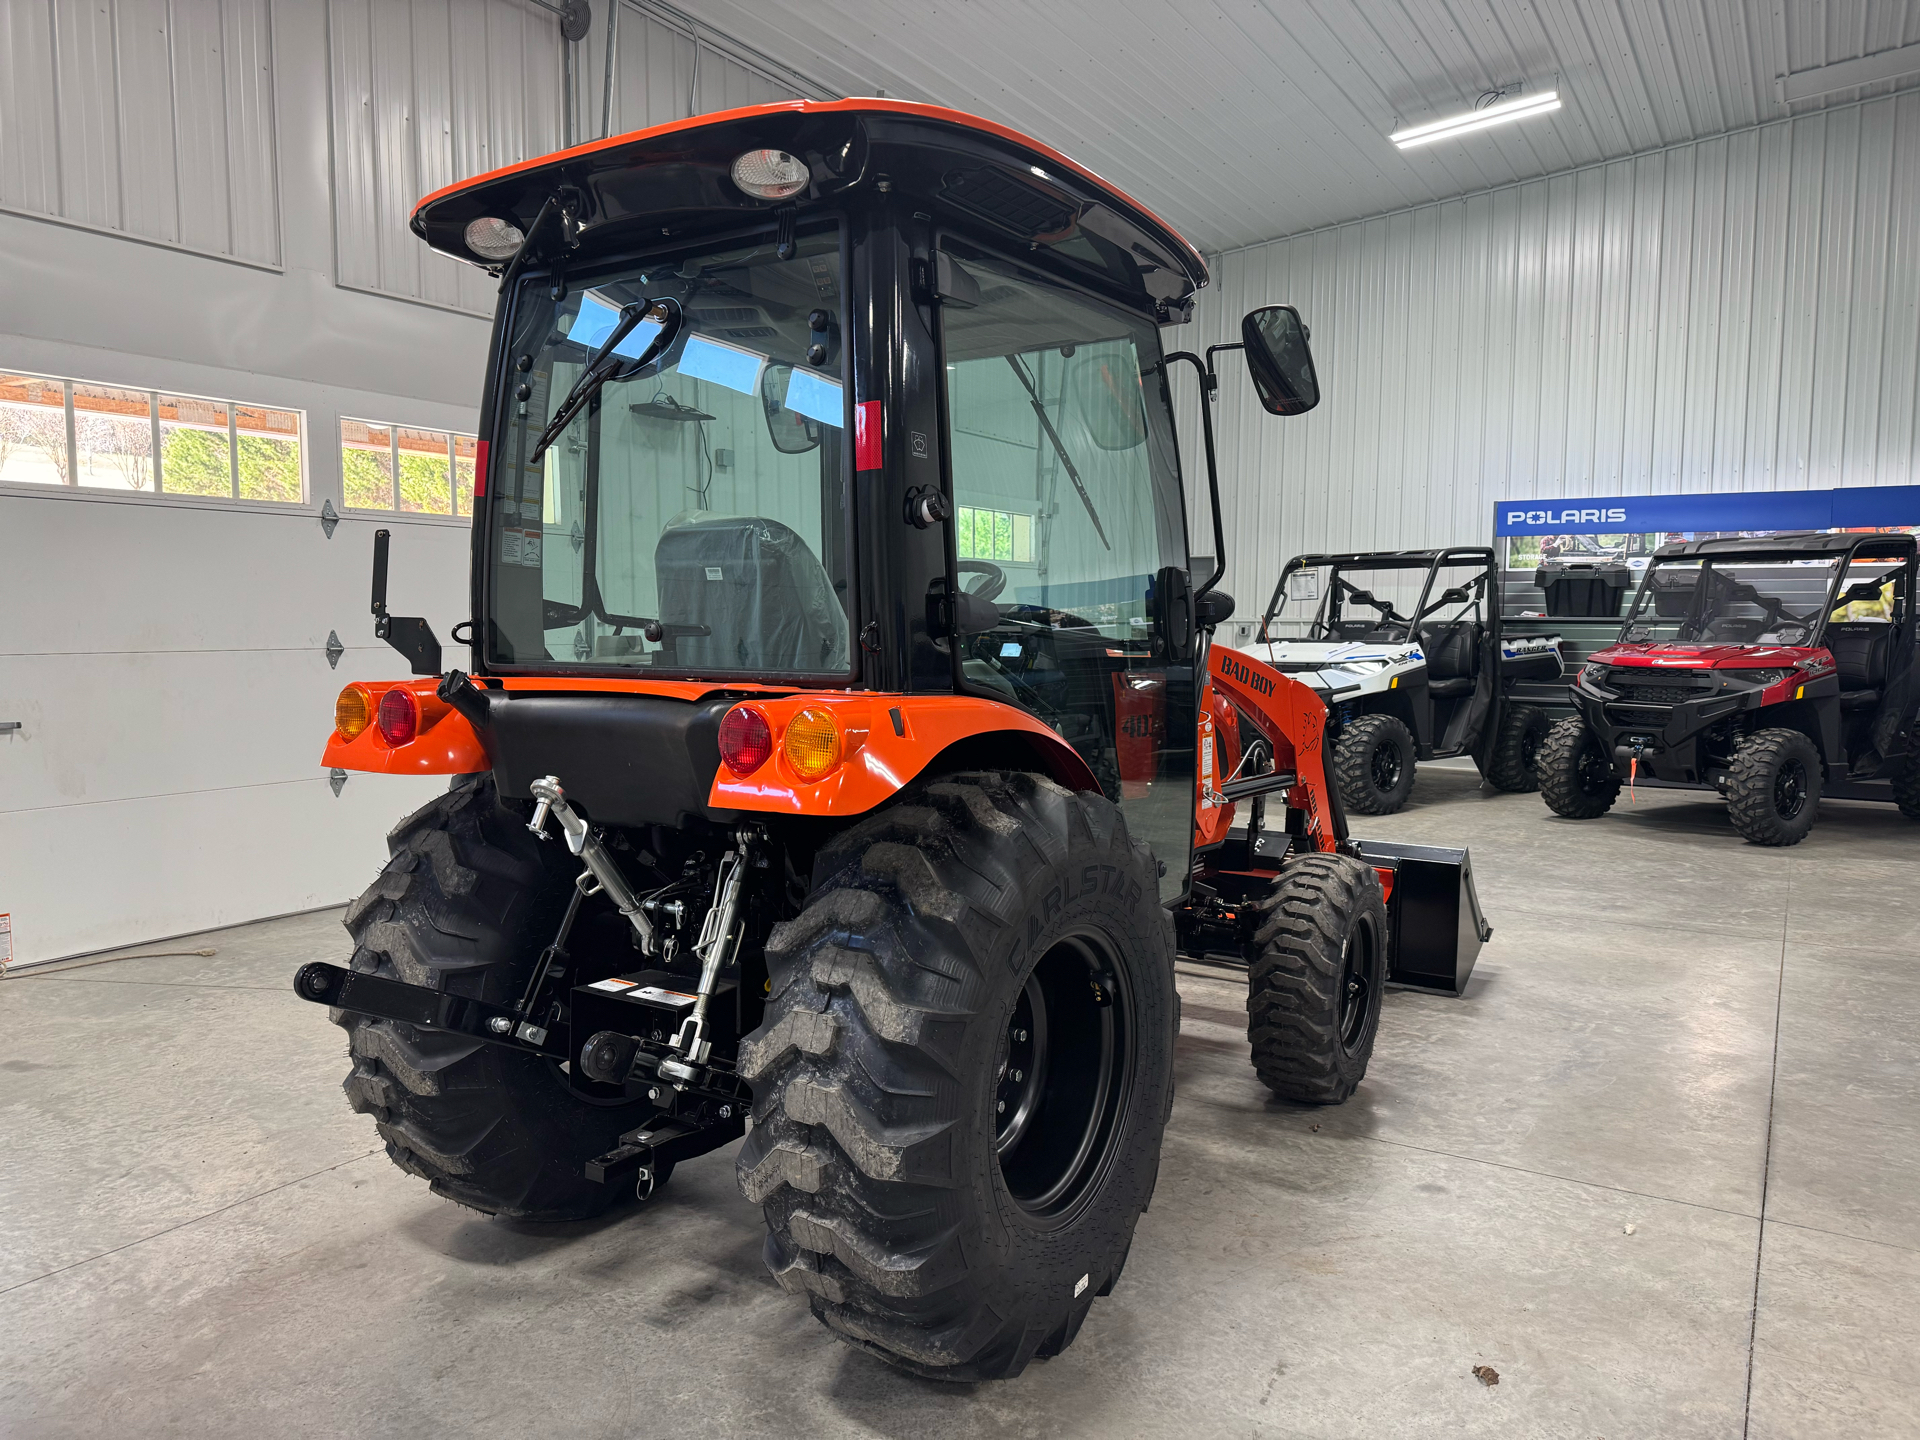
(343, 98, 1314, 901)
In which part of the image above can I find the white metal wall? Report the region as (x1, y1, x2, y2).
(0, 0, 283, 266)
(327, 0, 819, 317)
(1181, 93, 1920, 612)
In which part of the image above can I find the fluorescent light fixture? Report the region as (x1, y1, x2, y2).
(1391, 90, 1561, 149)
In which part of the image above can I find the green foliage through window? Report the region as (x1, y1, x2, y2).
(161, 428, 231, 497)
(955, 505, 1033, 564)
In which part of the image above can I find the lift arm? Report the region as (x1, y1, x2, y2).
(1204, 644, 1344, 853)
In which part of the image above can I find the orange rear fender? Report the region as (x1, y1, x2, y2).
(709, 693, 1099, 815)
(322, 678, 490, 775)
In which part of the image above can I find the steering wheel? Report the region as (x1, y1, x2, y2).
(958, 559, 1006, 601)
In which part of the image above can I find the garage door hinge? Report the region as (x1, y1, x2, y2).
(329, 768, 348, 797)
(325, 630, 345, 668)
(320, 499, 340, 539)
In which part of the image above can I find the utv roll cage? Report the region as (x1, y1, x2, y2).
(1258, 547, 1498, 644)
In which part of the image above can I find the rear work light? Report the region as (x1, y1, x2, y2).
(376, 688, 419, 746)
(782, 706, 843, 782)
(334, 684, 374, 740)
(731, 149, 809, 201)
(719, 705, 774, 777)
(464, 216, 524, 261)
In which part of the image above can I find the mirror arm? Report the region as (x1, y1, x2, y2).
(1202, 342, 1244, 395)
(1165, 351, 1227, 600)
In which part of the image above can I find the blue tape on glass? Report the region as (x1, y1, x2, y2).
(784, 368, 844, 427)
(676, 334, 765, 395)
(566, 291, 663, 359)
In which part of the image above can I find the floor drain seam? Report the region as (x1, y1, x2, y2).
(1742, 867, 1792, 1438)
(0, 1149, 383, 1300)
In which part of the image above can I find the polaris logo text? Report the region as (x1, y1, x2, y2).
(1506, 507, 1628, 526)
(1217, 653, 1275, 697)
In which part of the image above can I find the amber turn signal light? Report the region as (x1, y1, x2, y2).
(782, 706, 843, 782)
(719, 704, 774, 777)
(334, 684, 374, 740)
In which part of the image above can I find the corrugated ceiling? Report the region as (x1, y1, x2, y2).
(669, 0, 1919, 252)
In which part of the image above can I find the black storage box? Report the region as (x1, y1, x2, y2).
(1533, 558, 1631, 617)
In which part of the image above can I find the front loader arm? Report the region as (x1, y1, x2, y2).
(1204, 644, 1344, 853)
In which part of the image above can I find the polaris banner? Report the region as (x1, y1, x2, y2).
(1493, 485, 1919, 537)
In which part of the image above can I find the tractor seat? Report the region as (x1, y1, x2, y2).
(1828, 623, 1892, 709)
(1420, 621, 1480, 698)
(654, 514, 848, 672)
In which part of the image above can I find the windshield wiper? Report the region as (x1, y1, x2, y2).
(1006, 354, 1110, 550)
(531, 298, 682, 462)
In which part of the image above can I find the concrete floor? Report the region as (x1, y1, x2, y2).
(2, 763, 1915, 1438)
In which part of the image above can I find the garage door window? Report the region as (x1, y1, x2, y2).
(0, 370, 304, 504)
(340, 417, 478, 518)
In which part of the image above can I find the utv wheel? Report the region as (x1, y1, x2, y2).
(1891, 757, 1919, 820)
(1245, 854, 1388, 1105)
(1333, 714, 1417, 815)
(737, 771, 1175, 1382)
(335, 774, 653, 1219)
(1727, 728, 1822, 847)
(1538, 718, 1621, 819)
(1482, 703, 1551, 793)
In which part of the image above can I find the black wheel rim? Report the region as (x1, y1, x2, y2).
(1579, 738, 1613, 795)
(1520, 726, 1542, 772)
(1370, 739, 1403, 793)
(1337, 920, 1377, 1050)
(996, 934, 1132, 1224)
(1774, 758, 1808, 819)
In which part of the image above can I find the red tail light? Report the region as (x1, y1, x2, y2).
(376, 688, 419, 746)
(718, 704, 773, 777)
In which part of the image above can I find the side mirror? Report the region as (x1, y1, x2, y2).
(1841, 581, 1886, 604)
(761, 363, 823, 454)
(1241, 305, 1320, 416)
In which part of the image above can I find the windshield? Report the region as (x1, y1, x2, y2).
(1623, 557, 1842, 646)
(1264, 560, 1486, 644)
(485, 230, 850, 674)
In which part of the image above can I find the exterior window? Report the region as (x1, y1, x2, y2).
(955, 505, 1034, 563)
(0, 370, 303, 503)
(341, 417, 478, 517)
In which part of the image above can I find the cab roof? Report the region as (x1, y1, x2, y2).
(411, 99, 1208, 318)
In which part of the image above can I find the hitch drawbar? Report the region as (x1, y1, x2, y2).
(294, 962, 555, 1051)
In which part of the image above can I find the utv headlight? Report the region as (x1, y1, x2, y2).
(1339, 657, 1392, 676)
(1730, 668, 1792, 686)
(1581, 662, 1610, 687)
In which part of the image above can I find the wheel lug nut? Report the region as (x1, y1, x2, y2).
(997, 1100, 1006, 1113)
(1012, 1070, 1022, 1082)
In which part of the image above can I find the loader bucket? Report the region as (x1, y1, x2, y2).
(1352, 839, 1491, 997)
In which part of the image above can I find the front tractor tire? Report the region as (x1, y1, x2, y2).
(1538, 717, 1622, 820)
(1483, 703, 1551, 793)
(737, 772, 1175, 1382)
(1246, 853, 1388, 1104)
(336, 775, 653, 1220)
(1334, 713, 1418, 815)
(1727, 728, 1822, 847)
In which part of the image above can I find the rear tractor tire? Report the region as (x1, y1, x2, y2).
(1334, 713, 1417, 815)
(737, 771, 1175, 1382)
(1482, 703, 1551, 793)
(1246, 853, 1388, 1105)
(335, 774, 654, 1220)
(1727, 728, 1822, 847)
(1538, 718, 1621, 820)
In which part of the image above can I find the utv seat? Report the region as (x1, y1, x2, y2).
(655, 514, 848, 672)
(1420, 621, 1481, 698)
(1827, 623, 1892, 710)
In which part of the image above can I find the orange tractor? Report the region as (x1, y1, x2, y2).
(299, 99, 1487, 1380)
